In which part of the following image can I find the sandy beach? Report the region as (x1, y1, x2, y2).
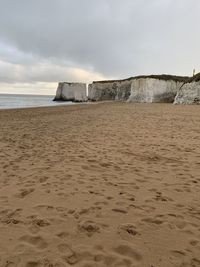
(0, 102, 200, 267)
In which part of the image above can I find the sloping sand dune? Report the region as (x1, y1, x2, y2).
(0, 103, 200, 267)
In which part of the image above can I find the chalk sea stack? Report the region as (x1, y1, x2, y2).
(54, 82, 87, 102)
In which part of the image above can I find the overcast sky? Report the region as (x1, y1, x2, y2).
(0, 0, 200, 94)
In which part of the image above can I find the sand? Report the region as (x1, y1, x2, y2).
(0, 102, 200, 267)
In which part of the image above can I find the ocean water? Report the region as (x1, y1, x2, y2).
(0, 94, 76, 109)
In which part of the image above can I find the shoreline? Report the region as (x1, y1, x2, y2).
(0, 102, 81, 111)
(0, 100, 198, 113)
(0, 100, 126, 112)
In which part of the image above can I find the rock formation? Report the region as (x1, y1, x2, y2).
(54, 82, 87, 102)
(128, 77, 184, 103)
(88, 75, 188, 103)
(54, 73, 200, 104)
(88, 80, 132, 101)
(174, 74, 200, 104)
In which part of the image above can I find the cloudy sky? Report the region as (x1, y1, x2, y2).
(0, 0, 200, 94)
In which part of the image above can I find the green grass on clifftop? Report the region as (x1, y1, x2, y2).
(93, 74, 190, 84)
(188, 72, 200, 82)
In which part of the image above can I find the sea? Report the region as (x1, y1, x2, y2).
(0, 94, 76, 110)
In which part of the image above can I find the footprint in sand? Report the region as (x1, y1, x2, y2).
(58, 243, 73, 254)
(174, 220, 187, 230)
(78, 220, 100, 237)
(39, 176, 49, 183)
(118, 223, 138, 237)
(33, 205, 56, 216)
(190, 239, 199, 247)
(154, 191, 172, 202)
(1, 257, 21, 267)
(94, 201, 108, 206)
(32, 218, 50, 227)
(68, 209, 76, 215)
(19, 234, 48, 250)
(15, 188, 35, 198)
(0, 208, 22, 225)
(56, 232, 69, 239)
(25, 261, 42, 267)
(170, 249, 186, 262)
(112, 208, 128, 214)
(113, 241, 142, 263)
(25, 258, 63, 267)
(190, 257, 200, 267)
(62, 249, 79, 265)
(141, 217, 163, 225)
(14, 243, 27, 254)
(28, 225, 41, 235)
(79, 262, 102, 267)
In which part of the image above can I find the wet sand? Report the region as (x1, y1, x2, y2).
(0, 102, 200, 267)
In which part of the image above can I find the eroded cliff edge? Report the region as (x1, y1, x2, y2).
(54, 82, 87, 102)
(174, 73, 200, 104)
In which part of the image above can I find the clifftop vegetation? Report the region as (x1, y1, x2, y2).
(93, 74, 192, 84)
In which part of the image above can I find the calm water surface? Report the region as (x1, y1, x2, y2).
(0, 94, 76, 109)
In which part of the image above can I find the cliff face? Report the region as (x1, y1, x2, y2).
(88, 80, 132, 101)
(54, 82, 87, 102)
(174, 81, 200, 104)
(128, 78, 184, 103)
(54, 74, 196, 104)
(88, 75, 188, 103)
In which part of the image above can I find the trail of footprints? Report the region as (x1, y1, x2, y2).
(1, 186, 200, 267)
(1, 108, 200, 267)
(3, 202, 200, 267)
(14, 239, 143, 267)
(1, 198, 144, 267)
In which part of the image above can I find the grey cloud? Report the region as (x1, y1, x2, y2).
(0, 42, 39, 65)
(0, 0, 200, 85)
(0, 61, 81, 83)
(0, 60, 104, 84)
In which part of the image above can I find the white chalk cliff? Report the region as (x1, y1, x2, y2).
(88, 80, 132, 101)
(54, 73, 200, 104)
(174, 81, 200, 104)
(54, 82, 87, 102)
(128, 78, 183, 103)
(88, 75, 188, 103)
